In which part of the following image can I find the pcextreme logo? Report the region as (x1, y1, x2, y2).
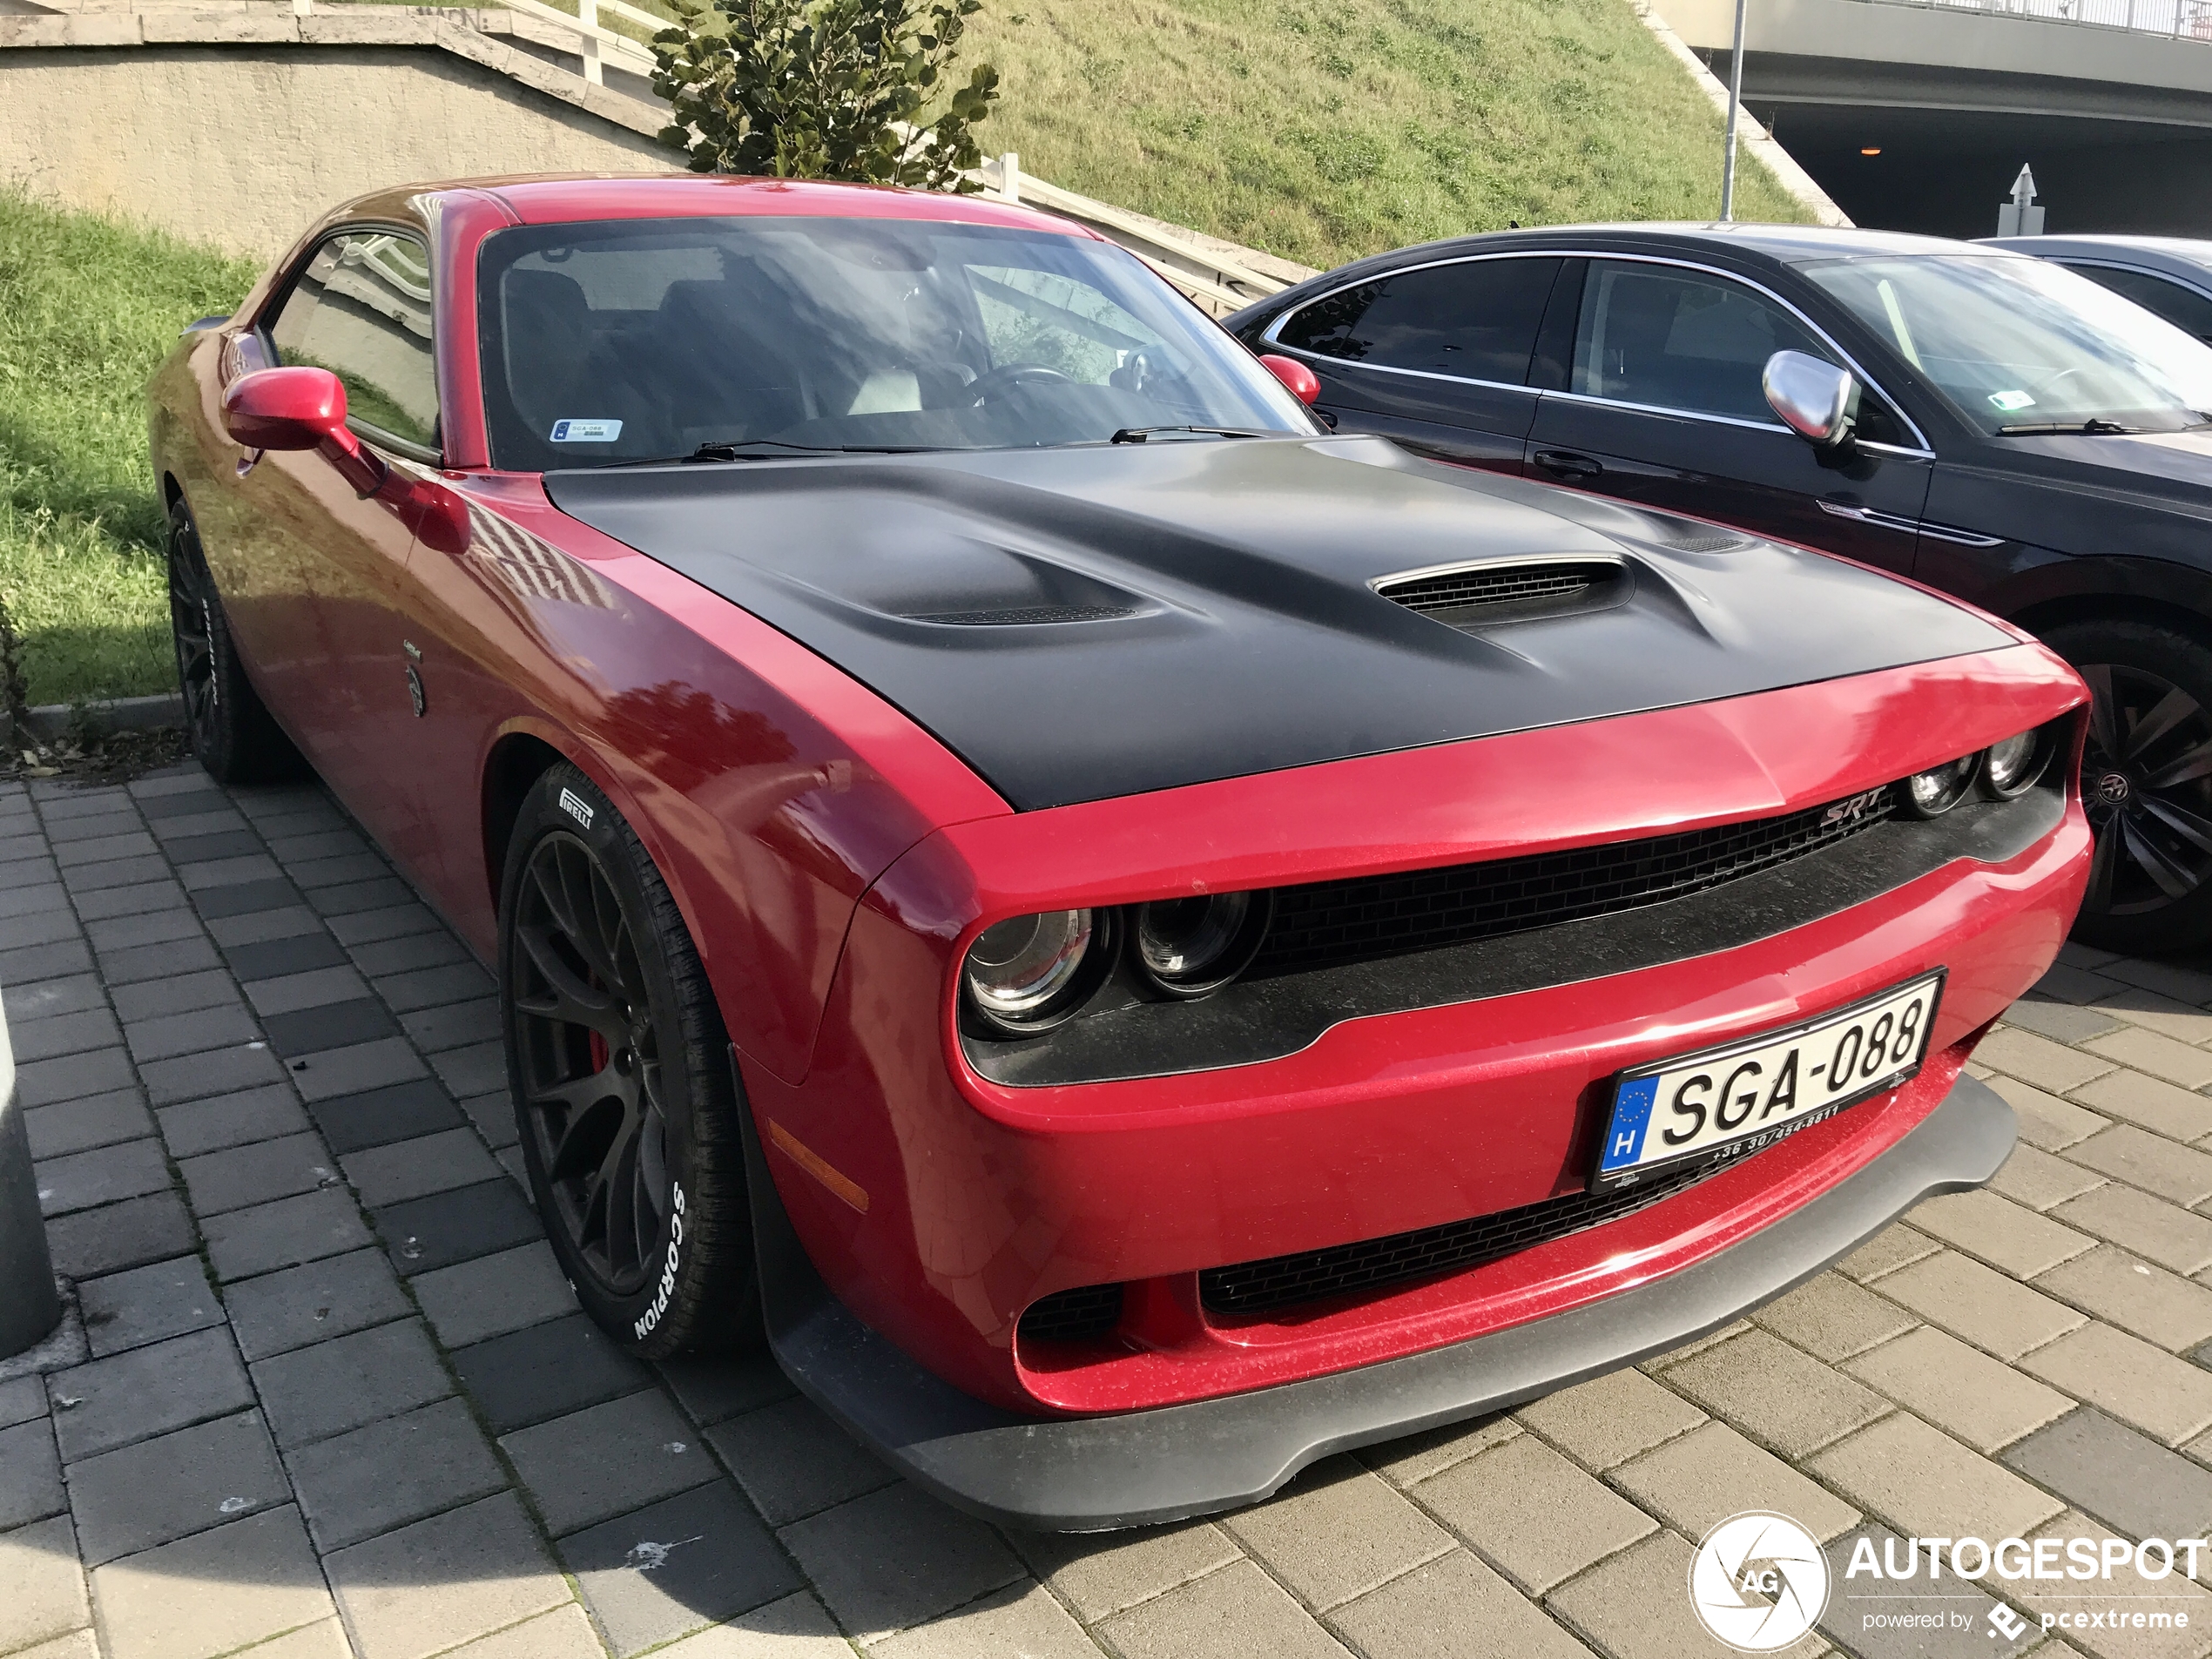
(1689, 1512, 1830, 1652)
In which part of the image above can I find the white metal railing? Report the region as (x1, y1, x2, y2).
(1849, 0, 2212, 43)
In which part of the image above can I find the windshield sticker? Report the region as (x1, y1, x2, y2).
(1987, 390, 2036, 413)
(550, 419, 623, 442)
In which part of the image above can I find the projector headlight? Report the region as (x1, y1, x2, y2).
(1903, 753, 1980, 818)
(1132, 891, 1272, 999)
(1982, 726, 2053, 799)
(962, 908, 1112, 1035)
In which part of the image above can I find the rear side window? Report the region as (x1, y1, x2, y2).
(268, 232, 439, 456)
(1570, 261, 1826, 423)
(1274, 257, 1562, 384)
(2062, 263, 2212, 345)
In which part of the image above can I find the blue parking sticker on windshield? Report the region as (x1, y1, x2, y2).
(550, 419, 622, 442)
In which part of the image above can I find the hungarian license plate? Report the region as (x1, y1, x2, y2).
(1591, 971, 1945, 1193)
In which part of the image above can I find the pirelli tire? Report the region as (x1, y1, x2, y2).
(498, 761, 759, 1358)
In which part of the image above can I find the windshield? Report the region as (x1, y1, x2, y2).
(1802, 254, 2212, 436)
(476, 216, 1314, 469)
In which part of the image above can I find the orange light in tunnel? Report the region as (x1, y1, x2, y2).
(1861, 146, 1883, 156)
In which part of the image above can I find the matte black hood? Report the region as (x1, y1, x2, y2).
(547, 436, 2014, 811)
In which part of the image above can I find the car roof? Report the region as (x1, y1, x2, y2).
(1978, 233, 2212, 281)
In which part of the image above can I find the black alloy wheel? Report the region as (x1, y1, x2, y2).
(500, 764, 758, 1355)
(2049, 619, 2212, 955)
(165, 499, 304, 784)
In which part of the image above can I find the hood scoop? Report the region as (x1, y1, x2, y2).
(1374, 555, 1629, 631)
(908, 602, 1143, 626)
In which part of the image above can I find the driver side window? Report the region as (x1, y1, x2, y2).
(964, 266, 1164, 387)
(269, 231, 440, 458)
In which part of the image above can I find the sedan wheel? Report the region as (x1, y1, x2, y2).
(165, 499, 303, 784)
(2049, 619, 2212, 955)
(500, 763, 759, 1354)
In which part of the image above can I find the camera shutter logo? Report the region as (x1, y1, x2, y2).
(1689, 1511, 1830, 1651)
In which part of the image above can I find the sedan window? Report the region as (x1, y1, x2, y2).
(268, 232, 439, 456)
(1569, 261, 1826, 424)
(2060, 263, 2212, 347)
(1271, 258, 1561, 385)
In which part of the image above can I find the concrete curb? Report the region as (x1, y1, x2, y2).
(6, 692, 185, 746)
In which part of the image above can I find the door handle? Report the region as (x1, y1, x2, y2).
(1534, 450, 1602, 480)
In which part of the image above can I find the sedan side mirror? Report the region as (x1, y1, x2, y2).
(1258, 353, 1322, 407)
(1763, 350, 1860, 448)
(222, 365, 350, 451)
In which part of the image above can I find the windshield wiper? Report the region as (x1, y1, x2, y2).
(1107, 425, 1285, 444)
(599, 440, 933, 468)
(1995, 418, 2139, 435)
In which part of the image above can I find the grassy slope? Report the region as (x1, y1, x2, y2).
(0, 192, 257, 706)
(961, 0, 1810, 270)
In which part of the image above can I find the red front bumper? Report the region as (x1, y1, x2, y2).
(737, 645, 2089, 1416)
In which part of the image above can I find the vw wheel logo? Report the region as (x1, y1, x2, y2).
(2097, 772, 2132, 805)
(1688, 1511, 1830, 1652)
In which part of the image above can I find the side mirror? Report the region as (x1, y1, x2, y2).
(222, 365, 349, 451)
(1258, 353, 1322, 407)
(1763, 350, 1859, 448)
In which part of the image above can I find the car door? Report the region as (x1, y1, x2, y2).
(1522, 257, 1933, 577)
(1257, 255, 1566, 473)
(226, 227, 442, 854)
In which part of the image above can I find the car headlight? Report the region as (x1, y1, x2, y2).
(1903, 753, 1980, 818)
(1982, 726, 2053, 799)
(962, 909, 1111, 1035)
(1132, 892, 1272, 999)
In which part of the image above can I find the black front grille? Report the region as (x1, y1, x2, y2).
(1377, 560, 1616, 617)
(1250, 784, 1895, 977)
(1018, 1282, 1125, 1344)
(1202, 1157, 1717, 1316)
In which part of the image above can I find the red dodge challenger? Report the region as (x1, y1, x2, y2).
(147, 173, 2088, 1530)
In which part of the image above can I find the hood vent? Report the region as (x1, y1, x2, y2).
(1374, 556, 1629, 629)
(1659, 530, 1757, 554)
(909, 603, 1142, 626)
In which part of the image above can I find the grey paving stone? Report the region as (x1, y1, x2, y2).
(657, 1352, 794, 1429)
(309, 1077, 467, 1155)
(158, 829, 263, 864)
(207, 905, 324, 948)
(226, 1246, 412, 1361)
(192, 878, 304, 920)
(74, 880, 188, 922)
(88, 1504, 335, 1659)
(0, 1374, 47, 1428)
(412, 1239, 576, 1345)
(563, 1479, 803, 1657)
(178, 1130, 338, 1217)
(131, 771, 221, 800)
(0, 1418, 64, 1529)
(23, 1089, 155, 1160)
(66, 1408, 289, 1565)
(145, 807, 249, 840)
(286, 1035, 427, 1102)
(324, 1491, 570, 1659)
(16, 1046, 134, 1109)
(203, 1187, 374, 1282)
(10, 1008, 123, 1065)
(44, 1189, 195, 1279)
(51, 828, 158, 867)
(312, 876, 415, 917)
(371, 1177, 543, 1275)
(374, 962, 497, 1014)
(500, 1388, 716, 1536)
(158, 1083, 314, 1158)
(397, 998, 502, 1055)
(2001, 1406, 2212, 1541)
(1410, 1430, 1656, 1595)
(34, 1137, 172, 1217)
(0, 880, 70, 921)
(84, 907, 202, 953)
(0, 1514, 90, 1656)
(454, 1312, 653, 1435)
(428, 1041, 506, 1100)
(327, 902, 444, 947)
(459, 1089, 520, 1150)
(2, 974, 104, 1024)
(705, 1395, 895, 1527)
(138, 1041, 287, 1106)
(64, 854, 173, 893)
(178, 853, 284, 891)
(265, 998, 401, 1059)
(1222, 1456, 1453, 1614)
(1327, 1548, 1592, 1659)
(109, 968, 241, 1024)
(290, 851, 391, 890)
(265, 829, 370, 861)
(287, 1396, 507, 1551)
(252, 1316, 453, 1450)
(96, 934, 222, 986)
(125, 1001, 261, 1064)
(350, 928, 470, 976)
(0, 937, 94, 985)
(1, 908, 87, 954)
(47, 1325, 253, 1462)
(242, 962, 369, 1016)
(78, 1255, 222, 1359)
(779, 1483, 1026, 1643)
(341, 1126, 502, 1207)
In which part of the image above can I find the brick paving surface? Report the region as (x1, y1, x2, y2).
(5, 764, 2212, 1656)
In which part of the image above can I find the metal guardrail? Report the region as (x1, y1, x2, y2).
(1848, 0, 2212, 43)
